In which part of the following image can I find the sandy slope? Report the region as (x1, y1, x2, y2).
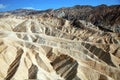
(0, 15, 120, 80)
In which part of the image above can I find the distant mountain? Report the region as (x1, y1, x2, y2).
(1, 4, 120, 26)
(51, 5, 120, 26)
(6, 9, 39, 16)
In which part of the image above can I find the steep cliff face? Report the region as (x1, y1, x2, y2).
(0, 5, 120, 80)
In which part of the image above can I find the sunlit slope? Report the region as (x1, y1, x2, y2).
(0, 15, 120, 80)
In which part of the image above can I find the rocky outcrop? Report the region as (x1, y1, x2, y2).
(0, 6, 120, 80)
(51, 5, 120, 27)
